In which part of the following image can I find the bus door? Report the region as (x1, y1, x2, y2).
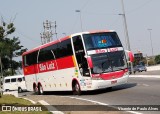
(72, 35, 90, 77)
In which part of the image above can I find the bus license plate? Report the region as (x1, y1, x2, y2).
(111, 80, 117, 84)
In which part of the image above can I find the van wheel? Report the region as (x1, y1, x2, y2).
(72, 82, 81, 95)
(38, 84, 44, 95)
(18, 87, 23, 93)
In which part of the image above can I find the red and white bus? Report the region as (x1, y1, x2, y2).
(22, 30, 133, 95)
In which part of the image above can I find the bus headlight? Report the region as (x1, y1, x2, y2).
(124, 72, 129, 76)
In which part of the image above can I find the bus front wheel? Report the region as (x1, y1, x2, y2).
(72, 81, 81, 95)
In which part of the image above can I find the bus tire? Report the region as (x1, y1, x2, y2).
(18, 87, 23, 93)
(72, 81, 81, 95)
(107, 87, 112, 91)
(38, 84, 44, 95)
(33, 84, 38, 94)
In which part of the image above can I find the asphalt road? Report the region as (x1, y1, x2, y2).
(19, 70, 160, 113)
(72, 77, 160, 105)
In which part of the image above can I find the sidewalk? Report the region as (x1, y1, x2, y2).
(146, 65, 160, 71)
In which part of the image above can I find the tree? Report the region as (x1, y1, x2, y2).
(0, 22, 15, 39)
(0, 21, 16, 73)
(5, 37, 27, 75)
(155, 55, 160, 64)
(0, 20, 27, 97)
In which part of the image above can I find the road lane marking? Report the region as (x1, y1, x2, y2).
(137, 84, 150, 87)
(38, 100, 64, 114)
(61, 96, 142, 114)
(142, 84, 149, 87)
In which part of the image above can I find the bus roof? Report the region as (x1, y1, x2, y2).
(22, 35, 70, 55)
(22, 30, 115, 55)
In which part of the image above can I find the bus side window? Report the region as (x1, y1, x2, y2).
(23, 51, 38, 66)
(38, 47, 54, 63)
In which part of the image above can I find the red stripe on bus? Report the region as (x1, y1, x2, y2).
(92, 70, 127, 80)
(23, 65, 36, 75)
(23, 56, 74, 76)
(100, 70, 125, 80)
(56, 56, 74, 70)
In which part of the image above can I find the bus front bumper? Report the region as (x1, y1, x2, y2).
(84, 75, 129, 91)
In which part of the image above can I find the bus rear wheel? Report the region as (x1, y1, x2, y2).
(33, 84, 38, 94)
(38, 84, 44, 95)
(72, 82, 81, 95)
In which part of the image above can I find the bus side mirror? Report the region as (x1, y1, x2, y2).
(125, 50, 134, 62)
(87, 56, 93, 68)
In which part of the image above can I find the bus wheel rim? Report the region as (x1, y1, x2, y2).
(40, 86, 43, 94)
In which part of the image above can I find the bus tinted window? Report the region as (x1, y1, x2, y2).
(38, 48, 54, 63)
(24, 51, 38, 66)
(83, 32, 122, 50)
(56, 39, 73, 58)
(38, 39, 73, 63)
(73, 35, 84, 53)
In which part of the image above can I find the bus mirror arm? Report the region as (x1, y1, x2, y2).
(125, 50, 134, 63)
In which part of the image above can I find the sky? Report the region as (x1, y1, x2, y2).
(0, 0, 159, 58)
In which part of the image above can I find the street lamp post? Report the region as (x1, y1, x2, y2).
(120, 0, 134, 74)
(75, 10, 83, 32)
(120, 0, 131, 51)
(147, 29, 154, 57)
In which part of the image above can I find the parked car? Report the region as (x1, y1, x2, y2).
(134, 65, 147, 73)
(3, 75, 27, 93)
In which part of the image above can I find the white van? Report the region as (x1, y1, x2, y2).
(3, 75, 27, 93)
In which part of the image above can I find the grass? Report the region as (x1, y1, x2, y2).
(0, 95, 51, 114)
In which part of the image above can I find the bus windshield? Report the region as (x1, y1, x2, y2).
(91, 51, 127, 74)
(83, 32, 122, 50)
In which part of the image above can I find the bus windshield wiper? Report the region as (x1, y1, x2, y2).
(101, 61, 112, 73)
